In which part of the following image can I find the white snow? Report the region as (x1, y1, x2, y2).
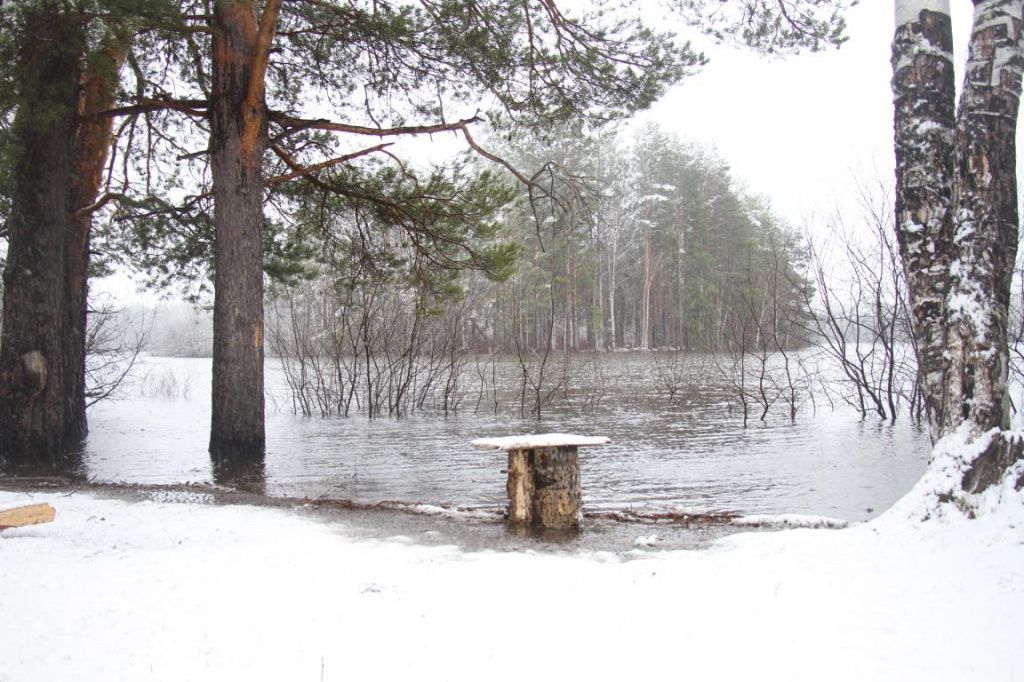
(0, 481, 1021, 682)
(633, 533, 659, 547)
(392, 502, 502, 521)
(884, 423, 1024, 521)
(732, 513, 850, 529)
(471, 433, 611, 450)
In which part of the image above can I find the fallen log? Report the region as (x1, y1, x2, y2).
(0, 503, 56, 530)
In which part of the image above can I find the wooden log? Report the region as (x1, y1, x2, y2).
(0, 503, 56, 530)
(506, 446, 581, 530)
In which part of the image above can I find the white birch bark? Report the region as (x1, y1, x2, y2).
(893, 0, 1024, 496)
(892, 0, 956, 440)
(945, 0, 1024, 490)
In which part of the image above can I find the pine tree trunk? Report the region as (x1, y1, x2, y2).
(66, 42, 129, 440)
(208, 0, 278, 460)
(0, 8, 82, 465)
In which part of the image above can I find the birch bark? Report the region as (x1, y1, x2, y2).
(891, 0, 956, 440)
(892, 0, 1024, 493)
(946, 0, 1024, 490)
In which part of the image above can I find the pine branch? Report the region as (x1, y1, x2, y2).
(270, 112, 483, 141)
(81, 97, 209, 121)
(265, 142, 393, 185)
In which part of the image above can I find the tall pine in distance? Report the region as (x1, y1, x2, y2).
(474, 123, 809, 354)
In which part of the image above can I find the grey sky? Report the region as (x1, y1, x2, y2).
(639, 0, 985, 228)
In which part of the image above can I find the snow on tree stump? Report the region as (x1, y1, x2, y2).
(471, 434, 610, 531)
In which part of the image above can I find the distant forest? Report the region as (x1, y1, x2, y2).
(269, 123, 810, 357)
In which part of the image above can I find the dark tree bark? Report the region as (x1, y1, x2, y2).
(208, 0, 281, 461)
(891, 2, 956, 440)
(0, 8, 83, 465)
(66, 43, 130, 442)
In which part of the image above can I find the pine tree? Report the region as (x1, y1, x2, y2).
(0, 1, 176, 468)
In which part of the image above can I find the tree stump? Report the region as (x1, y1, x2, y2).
(506, 446, 582, 529)
(471, 433, 609, 531)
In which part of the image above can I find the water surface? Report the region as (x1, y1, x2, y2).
(81, 354, 931, 521)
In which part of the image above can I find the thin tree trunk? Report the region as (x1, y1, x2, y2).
(208, 0, 281, 461)
(641, 230, 653, 349)
(609, 235, 618, 349)
(66, 41, 130, 442)
(596, 249, 605, 351)
(0, 8, 82, 465)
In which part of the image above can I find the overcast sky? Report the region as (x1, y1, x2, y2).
(637, 0, 986, 229)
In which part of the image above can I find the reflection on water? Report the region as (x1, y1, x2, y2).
(80, 354, 931, 521)
(0, 447, 88, 481)
(211, 455, 267, 494)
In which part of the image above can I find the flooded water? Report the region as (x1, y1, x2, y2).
(76, 354, 931, 522)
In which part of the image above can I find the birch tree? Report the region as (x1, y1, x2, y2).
(892, 0, 1024, 497)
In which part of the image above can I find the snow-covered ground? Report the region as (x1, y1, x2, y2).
(0, 481, 1021, 682)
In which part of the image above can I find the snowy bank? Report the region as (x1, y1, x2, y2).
(0, 488, 1021, 682)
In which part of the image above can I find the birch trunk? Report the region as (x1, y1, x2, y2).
(892, 0, 956, 440)
(892, 0, 1024, 495)
(946, 0, 1024, 490)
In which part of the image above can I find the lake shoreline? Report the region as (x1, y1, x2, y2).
(0, 477, 776, 553)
